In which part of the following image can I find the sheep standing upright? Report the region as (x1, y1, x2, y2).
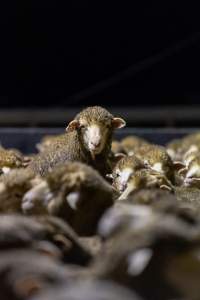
(29, 106, 126, 177)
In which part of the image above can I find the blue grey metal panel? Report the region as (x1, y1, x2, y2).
(0, 128, 199, 154)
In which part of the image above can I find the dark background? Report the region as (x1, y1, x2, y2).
(0, 2, 200, 126)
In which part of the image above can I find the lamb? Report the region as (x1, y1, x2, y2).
(181, 154, 200, 188)
(23, 162, 117, 235)
(94, 214, 200, 300)
(107, 155, 145, 192)
(0, 147, 25, 174)
(0, 250, 73, 300)
(118, 169, 173, 200)
(0, 214, 91, 265)
(30, 279, 141, 300)
(120, 135, 150, 156)
(36, 134, 66, 153)
(28, 106, 126, 177)
(135, 144, 175, 182)
(0, 168, 37, 213)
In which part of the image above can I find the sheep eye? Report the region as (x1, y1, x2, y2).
(15, 192, 21, 197)
(80, 124, 86, 130)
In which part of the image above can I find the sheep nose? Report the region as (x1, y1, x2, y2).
(91, 141, 101, 147)
(119, 182, 127, 192)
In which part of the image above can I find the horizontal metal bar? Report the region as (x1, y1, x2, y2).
(0, 106, 199, 126)
(0, 127, 199, 154)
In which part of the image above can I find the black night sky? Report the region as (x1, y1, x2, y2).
(1, 2, 200, 107)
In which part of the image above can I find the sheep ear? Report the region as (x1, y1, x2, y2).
(173, 161, 185, 171)
(178, 167, 188, 176)
(106, 173, 114, 180)
(160, 184, 172, 192)
(15, 277, 43, 298)
(33, 241, 62, 259)
(112, 118, 126, 129)
(113, 153, 126, 164)
(66, 120, 80, 132)
(115, 153, 126, 159)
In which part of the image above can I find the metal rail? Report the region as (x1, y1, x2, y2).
(0, 106, 200, 127)
(0, 127, 199, 154)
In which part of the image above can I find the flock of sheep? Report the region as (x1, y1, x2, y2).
(1, 106, 200, 300)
